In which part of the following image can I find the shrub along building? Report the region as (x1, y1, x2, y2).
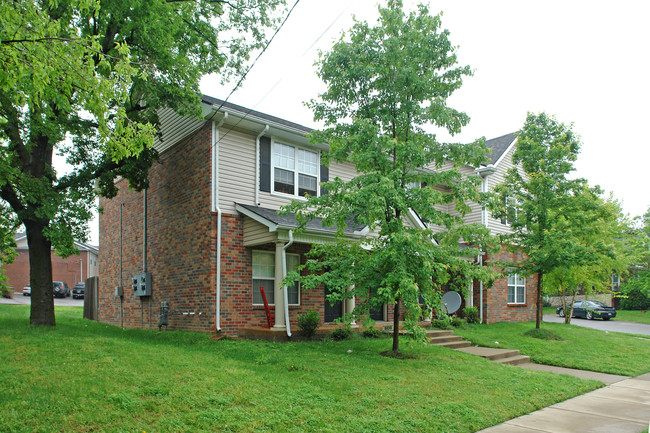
(97, 96, 536, 335)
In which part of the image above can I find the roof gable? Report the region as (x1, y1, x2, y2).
(485, 132, 517, 166)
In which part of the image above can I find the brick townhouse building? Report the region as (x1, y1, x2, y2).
(97, 96, 536, 335)
(4, 233, 99, 294)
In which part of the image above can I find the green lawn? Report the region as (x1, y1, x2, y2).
(0, 305, 601, 433)
(613, 310, 650, 325)
(456, 321, 650, 376)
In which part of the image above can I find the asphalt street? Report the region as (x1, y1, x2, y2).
(544, 313, 650, 336)
(0, 293, 84, 307)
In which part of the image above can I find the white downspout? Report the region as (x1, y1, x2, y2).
(255, 125, 269, 206)
(479, 254, 484, 324)
(282, 230, 294, 337)
(474, 165, 494, 325)
(212, 113, 228, 332)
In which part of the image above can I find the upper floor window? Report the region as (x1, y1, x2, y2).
(273, 141, 318, 197)
(611, 273, 620, 291)
(507, 270, 525, 304)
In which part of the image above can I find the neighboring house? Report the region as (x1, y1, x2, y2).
(3, 233, 99, 293)
(97, 96, 536, 335)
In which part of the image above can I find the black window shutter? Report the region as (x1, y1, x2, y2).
(320, 163, 329, 195)
(259, 136, 271, 192)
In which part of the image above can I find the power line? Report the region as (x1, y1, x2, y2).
(210, 0, 302, 117)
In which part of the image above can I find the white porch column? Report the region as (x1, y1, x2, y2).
(466, 281, 474, 308)
(346, 285, 357, 326)
(273, 242, 286, 329)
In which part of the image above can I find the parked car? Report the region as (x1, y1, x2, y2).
(72, 282, 85, 299)
(53, 281, 70, 298)
(22, 285, 31, 296)
(556, 300, 616, 320)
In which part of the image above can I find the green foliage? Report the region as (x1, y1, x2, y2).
(462, 306, 480, 324)
(0, 0, 284, 325)
(432, 316, 452, 330)
(523, 328, 563, 341)
(284, 0, 496, 353)
(619, 275, 650, 310)
(296, 309, 321, 339)
(330, 325, 354, 341)
(490, 112, 624, 328)
(362, 326, 383, 339)
(450, 317, 465, 328)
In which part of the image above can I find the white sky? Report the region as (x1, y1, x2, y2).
(84, 0, 649, 245)
(201, 0, 650, 220)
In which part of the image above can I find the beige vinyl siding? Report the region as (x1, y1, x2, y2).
(218, 127, 257, 214)
(445, 165, 483, 226)
(154, 108, 205, 154)
(486, 144, 523, 236)
(330, 160, 358, 182)
(243, 217, 276, 246)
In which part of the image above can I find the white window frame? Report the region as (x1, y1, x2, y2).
(270, 139, 320, 199)
(502, 196, 518, 225)
(251, 250, 300, 306)
(507, 269, 526, 304)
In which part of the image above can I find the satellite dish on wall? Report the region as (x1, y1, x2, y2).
(441, 291, 462, 314)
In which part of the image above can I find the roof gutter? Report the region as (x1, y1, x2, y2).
(212, 112, 228, 332)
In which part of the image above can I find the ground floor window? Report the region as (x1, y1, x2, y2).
(507, 270, 525, 304)
(252, 251, 300, 306)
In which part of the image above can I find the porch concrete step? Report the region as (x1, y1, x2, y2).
(436, 340, 473, 349)
(429, 335, 465, 344)
(495, 354, 531, 366)
(425, 329, 454, 337)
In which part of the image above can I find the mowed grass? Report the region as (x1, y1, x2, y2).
(456, 321, 650, 376)
(0, 306, 601, 433)
(614, 309, 650, 325)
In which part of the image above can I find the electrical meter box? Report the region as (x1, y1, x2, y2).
(132, 272, 152, 297)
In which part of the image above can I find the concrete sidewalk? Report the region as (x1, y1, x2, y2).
(478, 373, 650, 433)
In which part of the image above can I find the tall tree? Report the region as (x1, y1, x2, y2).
(543, 187, 633, 323)
(492, 112, 584, 329)
(285, 0, 494, 354)
(0, 0, 283, 326)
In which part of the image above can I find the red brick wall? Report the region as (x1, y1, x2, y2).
(472, 246, 538, 323)
(98, 123, 215, 332)
(5, 249, 89, 293)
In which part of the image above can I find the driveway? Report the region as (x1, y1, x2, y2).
(544, 314, 650, 336)
(0, 293, 84, 307)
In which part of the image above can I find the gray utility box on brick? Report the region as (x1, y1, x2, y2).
(132, 272, 152, 297)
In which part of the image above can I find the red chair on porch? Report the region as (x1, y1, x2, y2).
(259, 286, 274, 328)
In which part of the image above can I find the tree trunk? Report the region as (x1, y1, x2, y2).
(536, 272, 543, 329)
(392, 298, 400, 352)
(25, 220, 55, 326)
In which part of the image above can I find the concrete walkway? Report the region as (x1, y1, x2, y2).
(477, 373, 650, 433)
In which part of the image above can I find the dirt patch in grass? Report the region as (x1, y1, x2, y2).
(380, 350, 418, 359)
(524, 328, 564, 340)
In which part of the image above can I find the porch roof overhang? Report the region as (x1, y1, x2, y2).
(236, 203, 369, 246)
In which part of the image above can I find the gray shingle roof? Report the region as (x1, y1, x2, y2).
(485, 132, 517, 165)
(236, 203, 366, 235)
(201, 95, 313, 134)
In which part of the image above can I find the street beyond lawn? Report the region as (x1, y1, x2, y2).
(0, 305, 601, 433)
